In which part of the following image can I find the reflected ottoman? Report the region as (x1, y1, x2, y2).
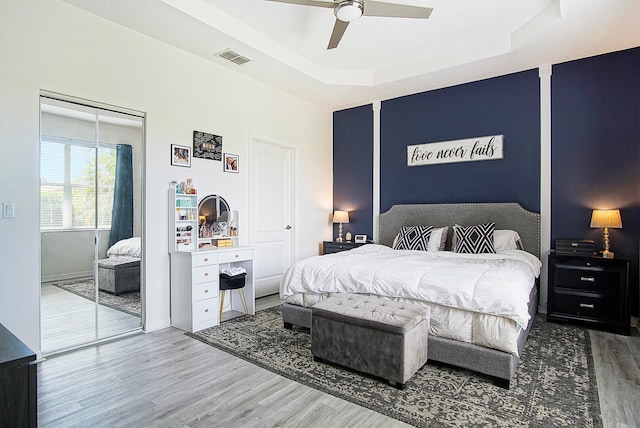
(97, 256, 140, 295)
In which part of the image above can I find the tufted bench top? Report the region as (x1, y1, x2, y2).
(97, 256, 140, 270)
(311, 293, 429, 335)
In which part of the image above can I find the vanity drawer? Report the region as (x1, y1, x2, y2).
(192, 298, 217, 325)
(218, 248, 252, 263)
(193, 281, 218, 301)
(192, 252, 217, 267)
(192, 265, 218, 284)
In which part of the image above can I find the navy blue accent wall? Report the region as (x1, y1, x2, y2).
(552, 47, 640, 315)
(333, 104, 374, 240)
(380, 69, 541, 214)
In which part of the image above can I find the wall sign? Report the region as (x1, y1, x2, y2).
(407, 135, 503, 167)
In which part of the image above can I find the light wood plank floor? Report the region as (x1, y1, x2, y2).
(41, 283, 141, 354)
(38, 296, 640, 428)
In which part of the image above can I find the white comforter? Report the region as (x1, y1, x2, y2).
(281, 244, 541, 330)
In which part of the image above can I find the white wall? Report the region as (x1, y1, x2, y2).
(0, 0, 332, 352)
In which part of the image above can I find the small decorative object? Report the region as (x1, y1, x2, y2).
(171, 144, 191, 167)
(224, 153, 239, 173)
(193, 130, 222, 161)
(345, 232, 352, 242)
(590, 209, 622, 258)
(355, 234, 367, 243)
(333, 210, 349, 242)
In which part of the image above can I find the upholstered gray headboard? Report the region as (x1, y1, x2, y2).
(378, 203, 541, 259)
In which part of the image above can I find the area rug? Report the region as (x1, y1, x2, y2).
(51, 278, 141, 318)
(187, 306, 602, 428)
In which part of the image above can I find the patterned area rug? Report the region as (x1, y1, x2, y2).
(51, 278, 141, 318)
(188, 306, 602, 428)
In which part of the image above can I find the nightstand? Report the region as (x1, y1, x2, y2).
(322, 241, 364, 255)
(547, 253, 630, 335)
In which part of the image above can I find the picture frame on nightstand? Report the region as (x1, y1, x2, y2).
(355, 234, 367, 244)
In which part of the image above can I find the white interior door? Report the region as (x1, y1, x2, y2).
(249, 137, 294, 298)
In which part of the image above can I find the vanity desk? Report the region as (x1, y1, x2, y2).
(170, 246, 255, 333)
(169, 185, 254, 333)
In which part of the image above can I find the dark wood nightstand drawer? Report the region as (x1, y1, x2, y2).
(322, 241, 364, 255)
(554, 264, 621, 291)
(551, 289, 620, 322)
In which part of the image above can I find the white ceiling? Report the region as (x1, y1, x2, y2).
(61, 0, 640, 110)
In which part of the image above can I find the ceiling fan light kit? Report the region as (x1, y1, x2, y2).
(335, 1, 364, 22)
(267, 0, 433, 49)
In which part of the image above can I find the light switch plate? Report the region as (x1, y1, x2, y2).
(2, 202, 15, 219)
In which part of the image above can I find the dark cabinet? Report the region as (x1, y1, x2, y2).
(322, 241, 364, 255)
(547, 254, 630, 335)
(0, 323, 37, 428)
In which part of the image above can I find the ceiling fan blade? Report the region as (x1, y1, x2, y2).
(363, 1, 433, 19)
(265, 0, 334, 9)
(327, 19, 349, 49)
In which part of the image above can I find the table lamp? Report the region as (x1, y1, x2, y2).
(590, 209, 622, 258)
(333, 210, 349, 242)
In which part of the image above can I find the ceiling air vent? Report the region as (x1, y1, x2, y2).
(216, 49, 251, 65)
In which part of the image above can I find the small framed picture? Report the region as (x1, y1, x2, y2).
(171, 144, 191, 167)
(224, 153, 239, 173)
(355, 234, 367, 244)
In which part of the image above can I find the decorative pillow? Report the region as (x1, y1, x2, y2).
(107, 237, 141, 258)
(392, 226, 434, 251)
(452, 223, 496, 254)
(494, 229, 523, 251)
(427, 226, 449, 252)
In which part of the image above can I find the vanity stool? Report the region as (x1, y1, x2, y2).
(219, 272, 248, 320)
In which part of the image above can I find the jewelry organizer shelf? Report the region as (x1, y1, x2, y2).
(169, 182, 198, 252)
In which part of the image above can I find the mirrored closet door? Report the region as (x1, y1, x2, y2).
(39, 94, 144, 354)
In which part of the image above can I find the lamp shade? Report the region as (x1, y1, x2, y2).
(590, 209, 622, 229)
(333, 210, 349, 224)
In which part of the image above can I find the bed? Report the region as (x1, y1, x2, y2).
(97, 237, 141, 295)
(280, 203, 541, 387)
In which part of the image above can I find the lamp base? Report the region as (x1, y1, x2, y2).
(602, 250, 614, 259)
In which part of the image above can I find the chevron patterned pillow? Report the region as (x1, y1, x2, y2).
(452, 223, 496, 254)
(392, 226, 434, 251)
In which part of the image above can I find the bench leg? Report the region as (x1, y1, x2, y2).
(283, 322, 293, 330)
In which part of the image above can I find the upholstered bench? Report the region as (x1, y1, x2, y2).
(97, 256, 140, 295)
(311, 293, 429, 389)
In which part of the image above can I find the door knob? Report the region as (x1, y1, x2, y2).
(285, 225, 292, 230)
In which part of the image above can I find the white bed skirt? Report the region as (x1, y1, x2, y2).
(284, 292, 525, 356)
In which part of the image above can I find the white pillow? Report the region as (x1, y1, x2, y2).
(493, 229, 522, 251)
(427, 226, 448, 252)
(107, 237, 141, 258)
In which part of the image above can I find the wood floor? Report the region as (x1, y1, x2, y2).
(40, 283, 141, 354)
(37, 296, 640, 428)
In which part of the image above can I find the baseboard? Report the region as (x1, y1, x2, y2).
(42, 271, 93, 283)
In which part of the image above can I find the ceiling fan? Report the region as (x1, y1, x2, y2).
(266, 0, 433, 49)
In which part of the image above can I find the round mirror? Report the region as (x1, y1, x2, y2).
(198, 195, 230, 238)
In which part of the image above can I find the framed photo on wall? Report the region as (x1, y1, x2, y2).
(193, 130, 222, 161)
(224, 153, 239, 173)
(171, 144, 191, 167)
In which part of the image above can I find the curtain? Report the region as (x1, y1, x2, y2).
(109, 144, 133, 247)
